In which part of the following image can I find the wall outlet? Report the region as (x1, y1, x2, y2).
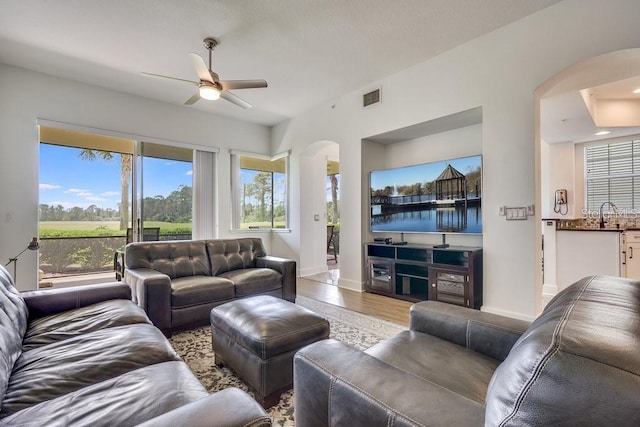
(527, 205, 535, 216)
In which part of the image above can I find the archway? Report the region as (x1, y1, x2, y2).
(535, 48, 640, 313)
(298, 140, 340, 282)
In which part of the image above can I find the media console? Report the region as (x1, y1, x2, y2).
(364, 242, 483, 309)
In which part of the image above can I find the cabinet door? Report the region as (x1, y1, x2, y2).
(367, 259, 394, 293)
(625, 242, 640, 280)
(429, 268, 468, 307)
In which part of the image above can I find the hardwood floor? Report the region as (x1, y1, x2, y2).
(298, 276, 412, 327)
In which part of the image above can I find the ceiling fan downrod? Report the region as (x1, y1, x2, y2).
(203, 37, 218, 70)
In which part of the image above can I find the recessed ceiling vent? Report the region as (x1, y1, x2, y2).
(363, 88, 381, 107)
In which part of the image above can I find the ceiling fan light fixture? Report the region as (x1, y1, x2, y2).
(200, 84, 220, 100)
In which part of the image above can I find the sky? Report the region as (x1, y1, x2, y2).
(39, 143, 192, 211)
(370, 155, 481, 191)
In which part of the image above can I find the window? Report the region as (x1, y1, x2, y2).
(585, 139, 640, 211)
(38, 126, 196, 282)
(231, 152, 288, 229)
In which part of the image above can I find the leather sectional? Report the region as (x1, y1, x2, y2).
(294, 275, 640, 426)
(0, 264, 270, 426)
(124, 238, 296, 333)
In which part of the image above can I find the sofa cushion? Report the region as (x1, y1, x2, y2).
(22, 299, 151, 351)
(366, 330, 499, 404)
(125, 241, 211, 279)
(220, 268, 282, 297)
(485, 275, 640, 426)
(1, 323, 179, 417)
(0, 266, 28, 406)
(207, 238, 267, 275)
(170, 275, 235, 308)
(0, 361, 209, 426)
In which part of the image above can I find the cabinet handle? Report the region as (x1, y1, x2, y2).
(631, 247, 634, 259)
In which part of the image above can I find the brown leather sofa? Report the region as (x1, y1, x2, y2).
(294, 275, 640, 426)
(124, 238, 296, 333)
(0, 264, 270, 426)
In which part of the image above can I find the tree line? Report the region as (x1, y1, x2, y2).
(40, 185, 193, 224)
(371, 166, 482, 197)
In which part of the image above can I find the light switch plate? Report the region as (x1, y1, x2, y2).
(506, 207, 527, 220)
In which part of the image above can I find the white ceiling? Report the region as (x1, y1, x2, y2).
(541, 64, 640, 145)
(0, 0, 562, 127)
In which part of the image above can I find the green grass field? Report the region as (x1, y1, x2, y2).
(39, 221, 191, 237)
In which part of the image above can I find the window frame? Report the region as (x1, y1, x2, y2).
(230, 150, 290, 231)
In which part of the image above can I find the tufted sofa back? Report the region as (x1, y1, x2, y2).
(206, 238, 267, 276)
(125, 240, 211, 279)
(0, 265, 28, 404)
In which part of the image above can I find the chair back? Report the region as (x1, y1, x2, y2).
(327, 225, 335, 250)
(126, 227, 161, 244)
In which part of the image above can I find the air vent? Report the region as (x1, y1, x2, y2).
(363, 89, 381, 107)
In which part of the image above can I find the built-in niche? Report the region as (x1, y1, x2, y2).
(361, 107, 483, 248)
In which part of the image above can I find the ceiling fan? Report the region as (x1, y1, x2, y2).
(142, 37, 267, 109)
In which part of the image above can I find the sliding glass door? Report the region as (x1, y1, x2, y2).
(135, 142, 193, 242)
(39, 127, 195, 284)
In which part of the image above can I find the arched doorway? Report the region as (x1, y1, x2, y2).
(299, 140, 340, 283)
(535, 48, 640, 313)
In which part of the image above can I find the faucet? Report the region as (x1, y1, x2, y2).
(599, 201, 618, 228)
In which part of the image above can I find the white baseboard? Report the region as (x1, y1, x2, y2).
(480, 305, 536, 322)
(337, 278, 363, 292)
(299, 265, 328, 277)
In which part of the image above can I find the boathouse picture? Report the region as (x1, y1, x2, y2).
(369, 155, 482, 234)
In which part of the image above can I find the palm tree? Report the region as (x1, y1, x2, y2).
(329, 173, 339, 224)
(78, 150, 132, 230)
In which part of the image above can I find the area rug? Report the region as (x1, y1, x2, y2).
(169, 296, 404, 426)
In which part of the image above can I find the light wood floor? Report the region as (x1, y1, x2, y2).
(298, 276, 412, 327)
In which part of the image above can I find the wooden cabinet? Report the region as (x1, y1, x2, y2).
(364, 242, 482, 309)
(622, 231, 640, 280)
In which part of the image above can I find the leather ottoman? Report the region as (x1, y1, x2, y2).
(210, 295, 330, 408)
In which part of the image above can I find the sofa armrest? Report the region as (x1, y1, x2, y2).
(256, 255, 296, 302)
(136, 388, 271, 427)
(125, 268, 172, 330)
(22, 282, 132, 319)
(294, 339, 485, 427)
(410, 301, 530, 361)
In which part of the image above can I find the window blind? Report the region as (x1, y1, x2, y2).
(585, 140, 640, 211)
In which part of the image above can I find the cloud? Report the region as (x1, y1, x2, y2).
(186, 170, 193, 176)
(100, 191, 120, 197)
(40, 183, 61, 190)
(65, 188, 90, 194)
(85, 196, 107, 202)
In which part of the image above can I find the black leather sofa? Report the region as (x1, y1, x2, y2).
(294, 275, 640, 426)
(0, 264, 270, 426)
(124, 238, 296, 333)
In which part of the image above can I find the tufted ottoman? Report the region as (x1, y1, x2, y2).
(210, 295, 330, 408)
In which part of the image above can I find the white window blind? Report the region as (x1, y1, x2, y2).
(585, 139, 640, 211)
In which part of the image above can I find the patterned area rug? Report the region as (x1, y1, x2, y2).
(169, 296, 404, 426)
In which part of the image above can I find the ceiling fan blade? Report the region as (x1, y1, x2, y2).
(184, 92, 201, 105)
(220, 79, 268, 90)
(141, 72, 198, 86)
(188, 52, 213, 82)
(221, 90, 252, 109)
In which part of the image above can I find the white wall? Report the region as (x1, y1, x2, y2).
(542, 141, 576, 218)
(0, 63, 271, 290)
(272, 0, 640, 319)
